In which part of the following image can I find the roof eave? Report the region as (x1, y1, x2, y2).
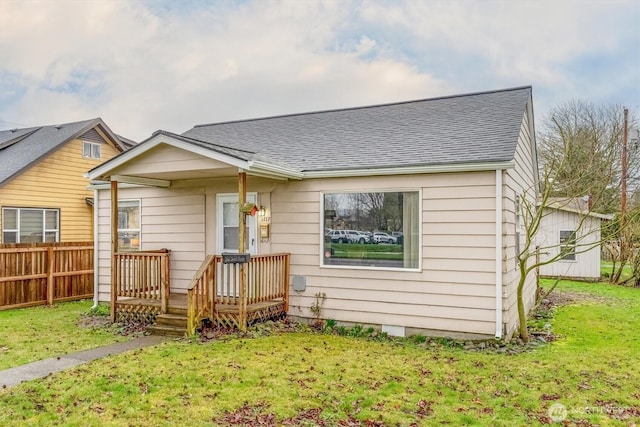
(249, 160, 303, 180)
(543, 205, 614, 220)
(85, 131, 302, 182)
(302, 160, 516, 179)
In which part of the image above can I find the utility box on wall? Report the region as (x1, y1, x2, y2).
(292, 275, 306, 292)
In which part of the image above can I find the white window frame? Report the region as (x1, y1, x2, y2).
(320, 189, 422, 272)
(216, 193, 258, 255)
(1, 207, 60, 243)
(82, 141, 102, 159)
(117, 199, 141, 251)
(559, 229, 577, 262)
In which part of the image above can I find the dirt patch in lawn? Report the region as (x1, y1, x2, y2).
(76, 315, 111, 329)
(545, 288, 614, 306)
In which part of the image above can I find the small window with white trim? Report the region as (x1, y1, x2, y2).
(117, 200, 140, 251)
(322, 191, 420, 269)
(82, 141, 101, 159)
(559, 230, 576, 261)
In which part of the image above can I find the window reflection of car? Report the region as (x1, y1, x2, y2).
(327, 230, 349, 243)
(372, 232, 397, 244)
(391, 231, 403, 245)
(346, 230, 370, 244)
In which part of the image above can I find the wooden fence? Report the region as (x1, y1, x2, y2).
(0, 242, 94, 310)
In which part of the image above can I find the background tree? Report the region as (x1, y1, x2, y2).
(515, 101, 638, 342)
(537, 100, 639, 214)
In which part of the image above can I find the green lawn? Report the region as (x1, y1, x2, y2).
(600, 260, 634, 282)
(329, 242, 403, 260)
(0, 283, 638, 426)
(0, 300, 130, 370)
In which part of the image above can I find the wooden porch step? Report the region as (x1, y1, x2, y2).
(156, 313, 187, 328)
(147, 313, 187, 337)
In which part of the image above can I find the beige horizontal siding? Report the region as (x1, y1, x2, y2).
(301, 285, 496, 309)
(96, 186, 206, 299)
(316, 309, 495, 336)
(277, 171, 498, 336)
(502, 103, 538, 337)
(113, 144, 234, 176)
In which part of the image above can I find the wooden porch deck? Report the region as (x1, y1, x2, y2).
(116, 293, 286, 320)
(112, 252, 290, 334)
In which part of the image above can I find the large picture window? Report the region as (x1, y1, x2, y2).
(322, 191, 420, 269)
(118, 200, 140, 251)
(2, 207, 59, 243)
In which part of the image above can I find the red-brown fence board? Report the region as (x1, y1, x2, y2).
(0, 242, 94, 310)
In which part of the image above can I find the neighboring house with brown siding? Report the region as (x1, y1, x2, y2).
(87, 87, 539, 340)
(0, 118, 128, 243)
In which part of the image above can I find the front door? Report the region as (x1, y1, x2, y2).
(216, 193, 258, 255)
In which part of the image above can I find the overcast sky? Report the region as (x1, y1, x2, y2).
(1, 0, 638, 141)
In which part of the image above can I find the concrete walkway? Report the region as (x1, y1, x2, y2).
(0, 336, 167, 389)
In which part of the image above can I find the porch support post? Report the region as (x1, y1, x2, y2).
(110, 179, 118, 323)
(238, 170, 248, 332)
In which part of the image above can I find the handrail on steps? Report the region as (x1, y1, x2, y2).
(186, 253, 290, 335)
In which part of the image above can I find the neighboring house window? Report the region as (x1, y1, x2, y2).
(82, 141, 101, 159)
(559, 230, 576, 261)
(118, 200, 140, 251)
(322, 191, 420, 269)
(1, 207, 59, 243)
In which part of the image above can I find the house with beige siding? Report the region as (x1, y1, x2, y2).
(87, 86, 539, 340)
(537, 198, 611, 280)
(0, 119, 129, 244)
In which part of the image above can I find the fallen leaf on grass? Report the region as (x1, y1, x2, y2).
(540, 393, 560, 401)
(416, 400, 434, 417)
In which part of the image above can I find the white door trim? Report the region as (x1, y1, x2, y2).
(216, 193, 258, 254)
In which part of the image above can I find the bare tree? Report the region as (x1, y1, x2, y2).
(515, 101, 637, 342)
(538, 100, 639, 214)
(516, 161, 621, 342)
(357, 193, 385, 230)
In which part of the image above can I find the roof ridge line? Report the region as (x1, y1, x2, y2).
(192, 86, 532, 129)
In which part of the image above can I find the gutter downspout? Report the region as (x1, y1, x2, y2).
(92, 187, 99, 309)
(495, 169, 503, 339)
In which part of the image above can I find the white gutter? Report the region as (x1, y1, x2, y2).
(249, 160, 304, 180)
(495, 169, 503, 339)
(92, 187, 99, 309)
(304, 160, 515, 179)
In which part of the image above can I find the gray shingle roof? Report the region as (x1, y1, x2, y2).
(0, 118, 125, 185)
(181, 86, 532, 172)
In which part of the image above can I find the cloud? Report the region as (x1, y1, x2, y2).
(0, 0, 638, 139)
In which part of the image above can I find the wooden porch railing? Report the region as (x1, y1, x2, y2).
(111, 249, 171, 321)
(186, 254, 217, 335)
(187, 253, 290, 334)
